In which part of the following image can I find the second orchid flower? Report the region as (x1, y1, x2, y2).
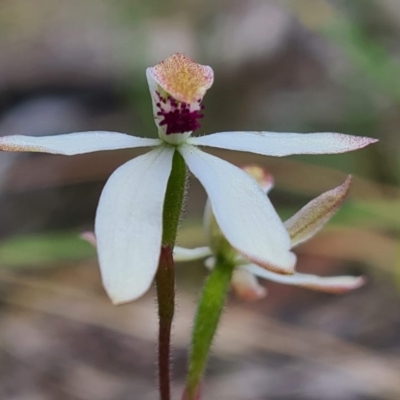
(175, 166, 364, 300)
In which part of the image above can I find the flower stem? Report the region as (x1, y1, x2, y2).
(156, 150, 186, 400)
(156, 245, 175, 400)
(184, 255, 236, 400)
(162, 149, 187, 247)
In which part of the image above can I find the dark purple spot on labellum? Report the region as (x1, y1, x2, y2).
(156, 92, 204, 135)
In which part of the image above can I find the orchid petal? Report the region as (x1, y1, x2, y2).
(285, 176, 352, 247)
(95, 146, 174, 304)
(179, 144, 296, 274)
(0, 132, 161, 155)
(188, 132, 377, 156)
(244, 263, 365, 294)
(231, 268, 267, 301)
(174, 246, 212, 262)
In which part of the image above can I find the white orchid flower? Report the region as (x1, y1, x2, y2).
(0, 54, 375, 304)
(175, 166, 365, 301)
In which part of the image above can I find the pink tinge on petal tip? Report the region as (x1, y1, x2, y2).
(149, 53, 214, 103)
(343, 135, 379, 149)
(0, 144, 37, 152)
(80, 231, 97, 247)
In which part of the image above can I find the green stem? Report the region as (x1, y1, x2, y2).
(162, 150, 187, 246)
(184, 255, 236, 400)
(155, 150, 186, 400)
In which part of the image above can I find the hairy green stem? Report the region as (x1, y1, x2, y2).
(155, 150, 186, 400)
(162, 150, 187, 246)
(184, 255, 236, 400)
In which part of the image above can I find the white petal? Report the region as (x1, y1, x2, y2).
(244, 263, 365, 294)
(174, 246, 212, 262)
(188, 132, 377, 157)
(0, 131, 161, 155)
(231, 268, 267, 301)
(285, 176, 352, 247)
(179, 145, 296, 274)
(95, 146, 174, 304)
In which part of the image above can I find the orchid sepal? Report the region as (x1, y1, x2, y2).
(0, 131, 160, 155)
(243, 263, 365, 294)
(188, 131, 378, 157)
(285, 175, 352, 247)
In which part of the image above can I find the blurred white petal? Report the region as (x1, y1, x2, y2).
(244, 263, 365, 294)
(285, 176, 352, 247)
(188, 131, 377, 156)
(0, 131, 161, 155)
(242, 164, 274, 193)
(174, 246, 212, 262)
(179, 144, 296, 274)
(95, 146, 174, 304)
(204, 256, 215, 270)
(231, 268, 267, 301)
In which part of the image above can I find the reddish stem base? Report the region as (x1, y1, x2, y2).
(155, 245, 175, 400)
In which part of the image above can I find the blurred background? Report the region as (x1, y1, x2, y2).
(0, 0, 399, 399)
